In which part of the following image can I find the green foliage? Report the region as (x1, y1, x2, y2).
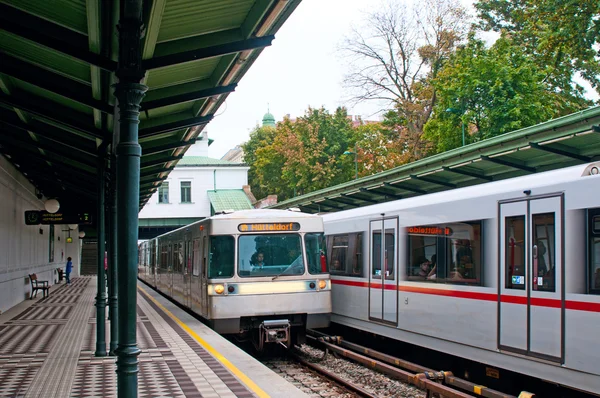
(243, 107, 355, 201)
(475, 0, 600, 98)
(424, 35, 586, 154)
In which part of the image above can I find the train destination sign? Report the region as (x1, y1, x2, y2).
(24, 210, 92, 226)
(238, 222, 301, 232)
(407, 226, 453, 236)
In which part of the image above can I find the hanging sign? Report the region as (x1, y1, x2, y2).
(24, 210, 93, 225)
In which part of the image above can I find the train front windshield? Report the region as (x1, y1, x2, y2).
(238, 234, 305, 277)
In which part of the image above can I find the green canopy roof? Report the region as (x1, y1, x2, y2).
(0, 0, 300, 211)
(271, 106, 600, 213)
(207, 189, 253, 214)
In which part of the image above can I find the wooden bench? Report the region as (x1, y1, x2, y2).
(29, 273, 50, 299)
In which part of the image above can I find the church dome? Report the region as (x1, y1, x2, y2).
(262, 111, 276, 127)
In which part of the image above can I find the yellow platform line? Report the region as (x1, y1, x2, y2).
(138, 285, 270, 398)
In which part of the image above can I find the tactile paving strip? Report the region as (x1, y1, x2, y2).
(140, 292, 255, 398)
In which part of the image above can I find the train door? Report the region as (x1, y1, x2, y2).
(368, 217, 399, 325)
(200, 233, 209, 318)
(499, 194, 563, 362)
(183, 237, 192, 308)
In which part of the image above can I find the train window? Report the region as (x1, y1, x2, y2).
(407, 221, 482, 286)
(160, 244, 168, 270)
(192, 239, 200, 276)
(589, 212, 600, 295)
(505, 216, 525, 290)
(326, 233, 364, 277)
(353, 233, 363, 276)
(532, 213, 555, 292)
(330, 235, 348, 273)
(305, 233, 328, 274)
(372, 231, 395, 279)
(208, 236, 234, 278)
(237, 234, 304, 277)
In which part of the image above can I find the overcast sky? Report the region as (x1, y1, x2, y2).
(206, 0, 396, 158)
(205, 0, 597, 159)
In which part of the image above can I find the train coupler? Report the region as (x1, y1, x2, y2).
(259, 319, 291, 349)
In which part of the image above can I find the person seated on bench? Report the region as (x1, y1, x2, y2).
(29, 273, 50, 299)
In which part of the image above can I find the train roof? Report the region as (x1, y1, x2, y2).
(323, 162, 600, 222)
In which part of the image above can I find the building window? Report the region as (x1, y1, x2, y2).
(180, 181, 191, 203)
(407, 221, 483, 285)
(158, 182, 169, 203)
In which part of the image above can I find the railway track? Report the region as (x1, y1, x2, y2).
(304, 329, 529, 398)
(262, 344, 424, 397)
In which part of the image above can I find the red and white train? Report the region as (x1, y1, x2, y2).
(323, 162, 600, 395)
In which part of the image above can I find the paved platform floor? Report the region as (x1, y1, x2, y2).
(0, 277, 308, 398)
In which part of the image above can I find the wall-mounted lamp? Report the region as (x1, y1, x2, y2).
(79, 231, 86, 238)
(44, 199, 60, 214)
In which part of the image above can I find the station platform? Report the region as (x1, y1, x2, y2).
(0, 277, 308, 398)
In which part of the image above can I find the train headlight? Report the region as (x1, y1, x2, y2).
(214, 284, 225, 295)
(318, 280, 327, 290)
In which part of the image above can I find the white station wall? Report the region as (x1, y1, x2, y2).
(0, 155, 81, 313)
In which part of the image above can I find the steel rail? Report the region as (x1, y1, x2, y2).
(306, 330, 530, 398)
(289, 350, 379, 398)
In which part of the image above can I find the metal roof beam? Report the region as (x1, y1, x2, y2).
(140, 166, 173, 178)
(3, 146, 96, 174)
(410, 174, 456, 189)
(529, 142, 591, 162)
(0, 54, 113, 114)
(140, 155, 183, 169)
(313, 201, 345, 211)
(0, 133, 97, 168)
(0, 3, 117, 72)
(341, 193, 379, 204)
(142, 139, 197, 156)
(384, 182, 427, 195)
(325, 196, 361, 206)
(480, 155, 536, 173)
(0, 94, 106, 140)
(140, 177, 166, 187)
(143, 35, 275, 70)
(140, 84, 237, 111)
(139, 115, 213, 138)
(0, 119, 97, 157)
(441, 166, 493, 181)
(362, 187, 403, 199)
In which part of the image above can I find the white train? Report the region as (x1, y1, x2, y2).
(323, 162, 600, 395)
(138, 209, 331, 350)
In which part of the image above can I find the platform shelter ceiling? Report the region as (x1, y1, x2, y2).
(0, 0, 299, 212)
(271, 106, 600, 214)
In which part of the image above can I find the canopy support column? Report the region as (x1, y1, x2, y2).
(95, 150, 107, 357)
(114, 1, 147, 397)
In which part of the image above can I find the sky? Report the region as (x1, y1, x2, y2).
(205, 0, 598, 159)
(206, 0, 389, 159)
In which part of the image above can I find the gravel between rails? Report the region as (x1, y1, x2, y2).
(263, 344, 425, 398)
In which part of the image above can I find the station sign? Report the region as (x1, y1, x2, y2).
(24, 210, 93, 226)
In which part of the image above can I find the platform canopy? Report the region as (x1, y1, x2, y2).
(271, 106, 600, 214)
(0, 0, 299, 211)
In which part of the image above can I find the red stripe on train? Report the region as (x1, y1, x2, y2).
(331, 279, 600, 312)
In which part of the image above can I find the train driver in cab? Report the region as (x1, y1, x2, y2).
(251, 251, 266, 270)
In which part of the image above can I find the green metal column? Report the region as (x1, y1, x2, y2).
(115, 1, 146, 396)
(108, 155, 118, 355)
(95, 152, 107, 357)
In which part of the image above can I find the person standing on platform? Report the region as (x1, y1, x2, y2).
(66, 257, 73, 285)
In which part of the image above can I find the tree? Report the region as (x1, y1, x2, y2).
(475, 0, 600, 99)
(243, 107, 355, 201)
(341, 0, 469, 159)
(242, 125, 281, 200)
(423, 35, 575, 153)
